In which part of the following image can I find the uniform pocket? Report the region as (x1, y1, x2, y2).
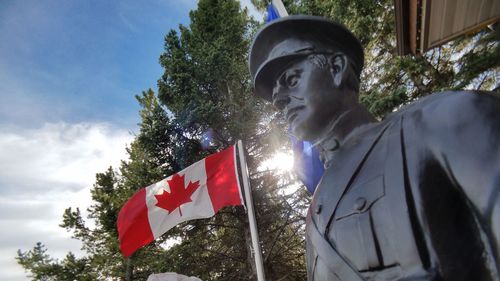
(330, 176, 386, 271)
(335, 175, 385, 219)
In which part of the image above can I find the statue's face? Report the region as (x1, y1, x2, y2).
(272, 57, 348, 141)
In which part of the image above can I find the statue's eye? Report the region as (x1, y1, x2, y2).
(286, 74, 299, 88)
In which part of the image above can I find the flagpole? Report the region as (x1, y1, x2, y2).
(237, 140, 266, 281)
(271, 0, 289, 17)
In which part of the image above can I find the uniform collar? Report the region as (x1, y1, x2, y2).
(314, 121, 379, 168)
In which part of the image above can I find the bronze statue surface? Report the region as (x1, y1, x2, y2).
(250, 15, 500, 281)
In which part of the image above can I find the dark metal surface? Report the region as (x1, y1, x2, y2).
(250, 15, 500, 281)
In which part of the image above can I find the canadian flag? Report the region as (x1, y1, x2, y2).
(117, 146, 244, 257)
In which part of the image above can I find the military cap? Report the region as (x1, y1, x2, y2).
(249, 15, 364, 101)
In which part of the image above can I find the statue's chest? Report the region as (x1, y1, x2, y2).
(327, 138, 395, 271)
(313, 130, 422, 274)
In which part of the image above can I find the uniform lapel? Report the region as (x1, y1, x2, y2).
(311, 122, 391, 234)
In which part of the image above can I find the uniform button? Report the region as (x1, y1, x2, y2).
(354, 197, 367, 211)
(315, 204, 322, 214)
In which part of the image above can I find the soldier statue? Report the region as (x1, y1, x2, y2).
(249, 15, 500, 281)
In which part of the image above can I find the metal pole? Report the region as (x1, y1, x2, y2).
(237, 140, 266, 281)
(271, 0, 289, 17)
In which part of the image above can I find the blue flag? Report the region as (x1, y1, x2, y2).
(290, 134, 324, 194)
(266, 3, 280, 22)
(265, 2, 324, 194)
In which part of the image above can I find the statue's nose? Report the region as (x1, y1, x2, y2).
(272, 90, 290, 110)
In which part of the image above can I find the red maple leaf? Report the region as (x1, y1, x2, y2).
(155, 173, 200, 216)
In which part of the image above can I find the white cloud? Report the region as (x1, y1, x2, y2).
(0, 122, 133, 281)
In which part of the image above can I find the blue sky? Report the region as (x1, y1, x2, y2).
(0, 0, 196, 129)
(0, 1, 261, 280)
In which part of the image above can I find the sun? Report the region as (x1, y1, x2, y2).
(260, 151, 294, 172)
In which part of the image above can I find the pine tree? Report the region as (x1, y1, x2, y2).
(157, 0, 308, 279)
(16, 242, 95, 280)
(18, 1, 309, 280)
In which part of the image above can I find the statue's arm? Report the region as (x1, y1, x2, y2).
(422, 91, 500, 258)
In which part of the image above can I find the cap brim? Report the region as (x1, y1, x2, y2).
(253, 54, 307, 101)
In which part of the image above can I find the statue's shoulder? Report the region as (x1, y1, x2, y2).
(394, 90, 500, 122)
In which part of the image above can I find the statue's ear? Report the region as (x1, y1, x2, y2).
(329, 54, 348, 88)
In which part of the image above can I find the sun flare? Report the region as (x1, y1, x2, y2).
(261, 152, 294, 172)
